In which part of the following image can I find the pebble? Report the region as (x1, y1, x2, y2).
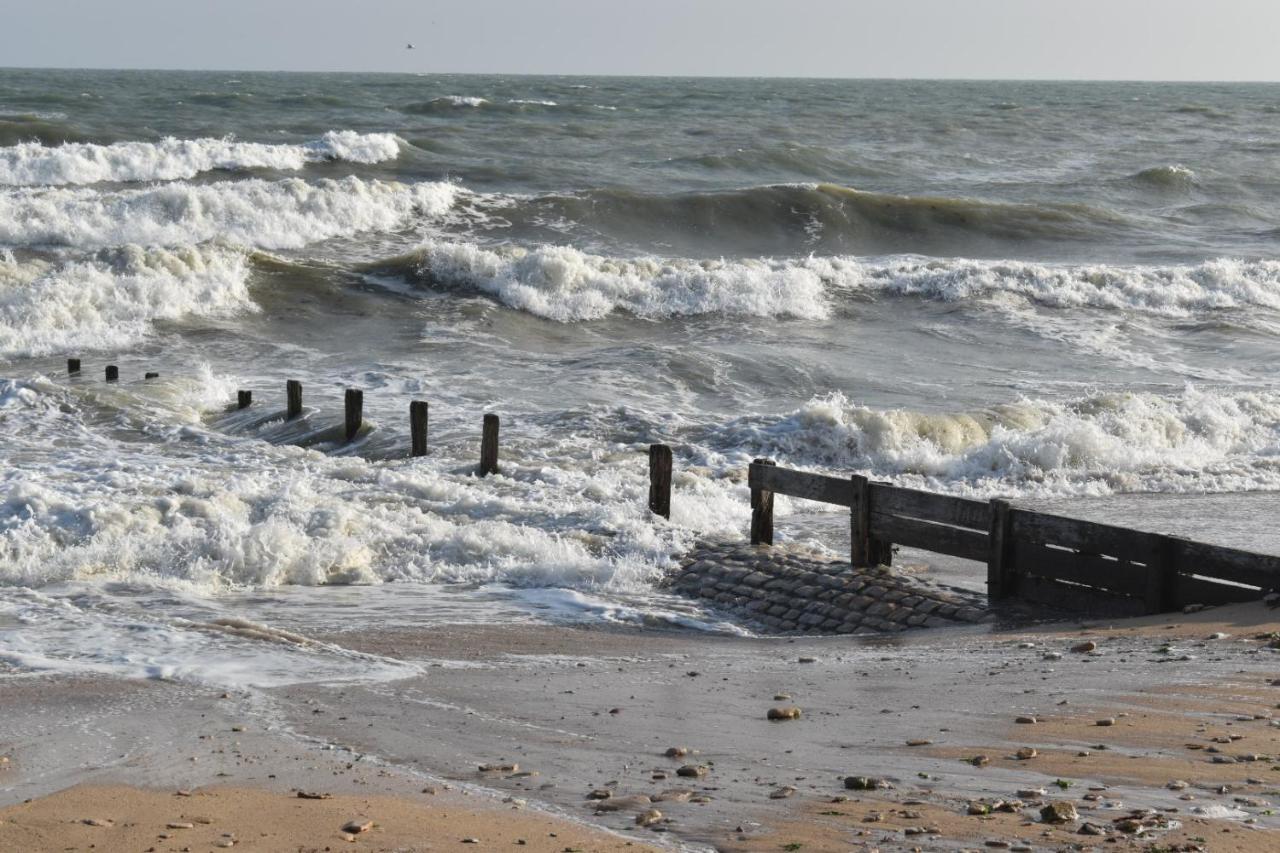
(478, 762, 518, 773)
(1016, 788, 1047, 799)
(1040, 801, 1079, 823)
(906, 739, 932, 746)
(297, 791, 331, 800)
(844, 776, 890, 790)
(586, 789, 612, 800)
(635, 808, 663, 827)
(767, 706, 802, 721)
(676, 764, 709, 778)
(1071, 641, 1097, 653)
(341, 820, 373, 834)
(663, 746, 689, 758)
(1015, 715, 1037, 724)
(81, 818, 113, 827)
(797, 656, 817, 664)
(1015, 747, 1037, 760)
(167, 822, 194, 830)
(769, 786, 796, 799)
(1096, 717, 1116, 727)
(969, 755, 991, 767)
(594, 795, 652, 812)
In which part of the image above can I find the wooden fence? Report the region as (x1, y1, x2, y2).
(648, 445, 1277, 616)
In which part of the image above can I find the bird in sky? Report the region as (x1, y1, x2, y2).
(406, 43, 416, 50)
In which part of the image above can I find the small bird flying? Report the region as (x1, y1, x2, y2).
(406, 43, 416, 49)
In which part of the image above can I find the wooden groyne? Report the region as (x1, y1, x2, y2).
(647, 444, 1278, 617)
(52, 358, 1278, 618)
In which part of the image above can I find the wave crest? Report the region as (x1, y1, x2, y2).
(0, 131, 401, 187)
(0, 176, 460, 250)
(0, 245, 254, 357)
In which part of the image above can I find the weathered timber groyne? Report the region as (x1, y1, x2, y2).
(667, 540, 989, 634)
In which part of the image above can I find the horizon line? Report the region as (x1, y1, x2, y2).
(2, 65, 1278, 85)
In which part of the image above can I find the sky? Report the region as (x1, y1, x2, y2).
(1, 0, 1278, 80)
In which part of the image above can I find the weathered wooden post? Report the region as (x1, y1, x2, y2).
(145, 372, 159, 380)
(648, 444, 672, 519)
(479, 413, 500, 476)
(410, 400, 428, 457)
(344, 389, 363, 442)
(237, 390, 252, 409)
(105, 365, 118, 382)
(850, 474, 871, 566)
(67, 358, 81, 375)
(1145, 536, 1181, 615)
(286, 380, 302, 419)
(750, 458, 775, 546)
(987, 498, 1015, 599)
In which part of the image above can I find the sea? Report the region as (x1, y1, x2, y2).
(3, 70, 1280, 688)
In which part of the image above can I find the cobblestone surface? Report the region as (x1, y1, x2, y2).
(664, 539, 991, 634)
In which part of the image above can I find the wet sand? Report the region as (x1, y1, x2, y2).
(2, 602, 1278, 851)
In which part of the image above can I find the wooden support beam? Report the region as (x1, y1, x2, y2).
(410, 400, 428, 457)
(987, 498, 1015, 599)
(750, 459, 775, 546)
(344, 389, 363, 442)
(67, 358, 81, 375)
(237, 390, 252, 410)
(851, 474, 871, 567)
(1145, 536, 1181, 614)
(648, 444, 672, 519)
(105, 365, 118, 382)
(479, 413, 500, 476)
(286, 380, 302, 420)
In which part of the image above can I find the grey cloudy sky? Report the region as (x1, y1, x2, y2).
(1, 0, 1276, 80)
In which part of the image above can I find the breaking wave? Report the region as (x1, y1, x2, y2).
(726, 388, 1280, 495)
(0, 176, 461, 250)
(392, 240, 833, 321)
(0, 245, 254, 357)
(0, 131, 401, 186)
(383, 241, 1280, 322)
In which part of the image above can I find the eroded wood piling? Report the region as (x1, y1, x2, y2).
(105, 365, 118, 382)
(67, 358, 80, 375)
(410, 400, 428, 457)
(750, 457, 775, 545)
(479, 413, 499, 476)
(237, 390, 252, 409)
(648, 444, 672, 519)
(286, 380, 302, 419)
(344, 389, 363, 442)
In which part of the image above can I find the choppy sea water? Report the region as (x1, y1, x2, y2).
(3, 71, 1280, 688)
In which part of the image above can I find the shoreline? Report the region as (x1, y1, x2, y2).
(3, 602, 1279, 851)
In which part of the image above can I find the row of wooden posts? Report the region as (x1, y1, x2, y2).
(66, 358, 501, 476)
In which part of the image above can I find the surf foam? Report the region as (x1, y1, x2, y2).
(0, 176, 461, 250)
(0, 131, 401, 186)
(0, 245, 254, 357)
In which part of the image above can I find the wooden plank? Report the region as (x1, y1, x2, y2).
(1016, 574, 1146, 617)
(648, 444, 672, 519)
(1012, 539, 1147, 598)
(1008, 508, 1162, 564)
(1176, 574, 1265, 607)
(750, 464, 853, 507)
(410, 400, 428, 457)
(871, 484, 991, 530)
(479, 413, 500, 476)
(344, 389, 363, 442)
(870, 511, 988, 562)
(987, 498, 1015, 599)
(1173, 539, 1280, 590)
(750, 459, 775, 546)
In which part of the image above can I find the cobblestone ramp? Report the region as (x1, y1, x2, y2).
(665, 540, 991, 634)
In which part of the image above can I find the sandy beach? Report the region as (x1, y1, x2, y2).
(4, 601, 1279, 851)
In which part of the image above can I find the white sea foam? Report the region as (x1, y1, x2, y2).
(726, 387, 1280, 496)
(0, 245, 254, 357)
(0, 176, 461, 250)
(413, 240, 832, 320)
(409, 244, 1280, 323)
(856, 256, 1280, 316)
(0, 131, 401, 186)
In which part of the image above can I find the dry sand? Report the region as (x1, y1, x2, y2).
(0, 784, 660, 852)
